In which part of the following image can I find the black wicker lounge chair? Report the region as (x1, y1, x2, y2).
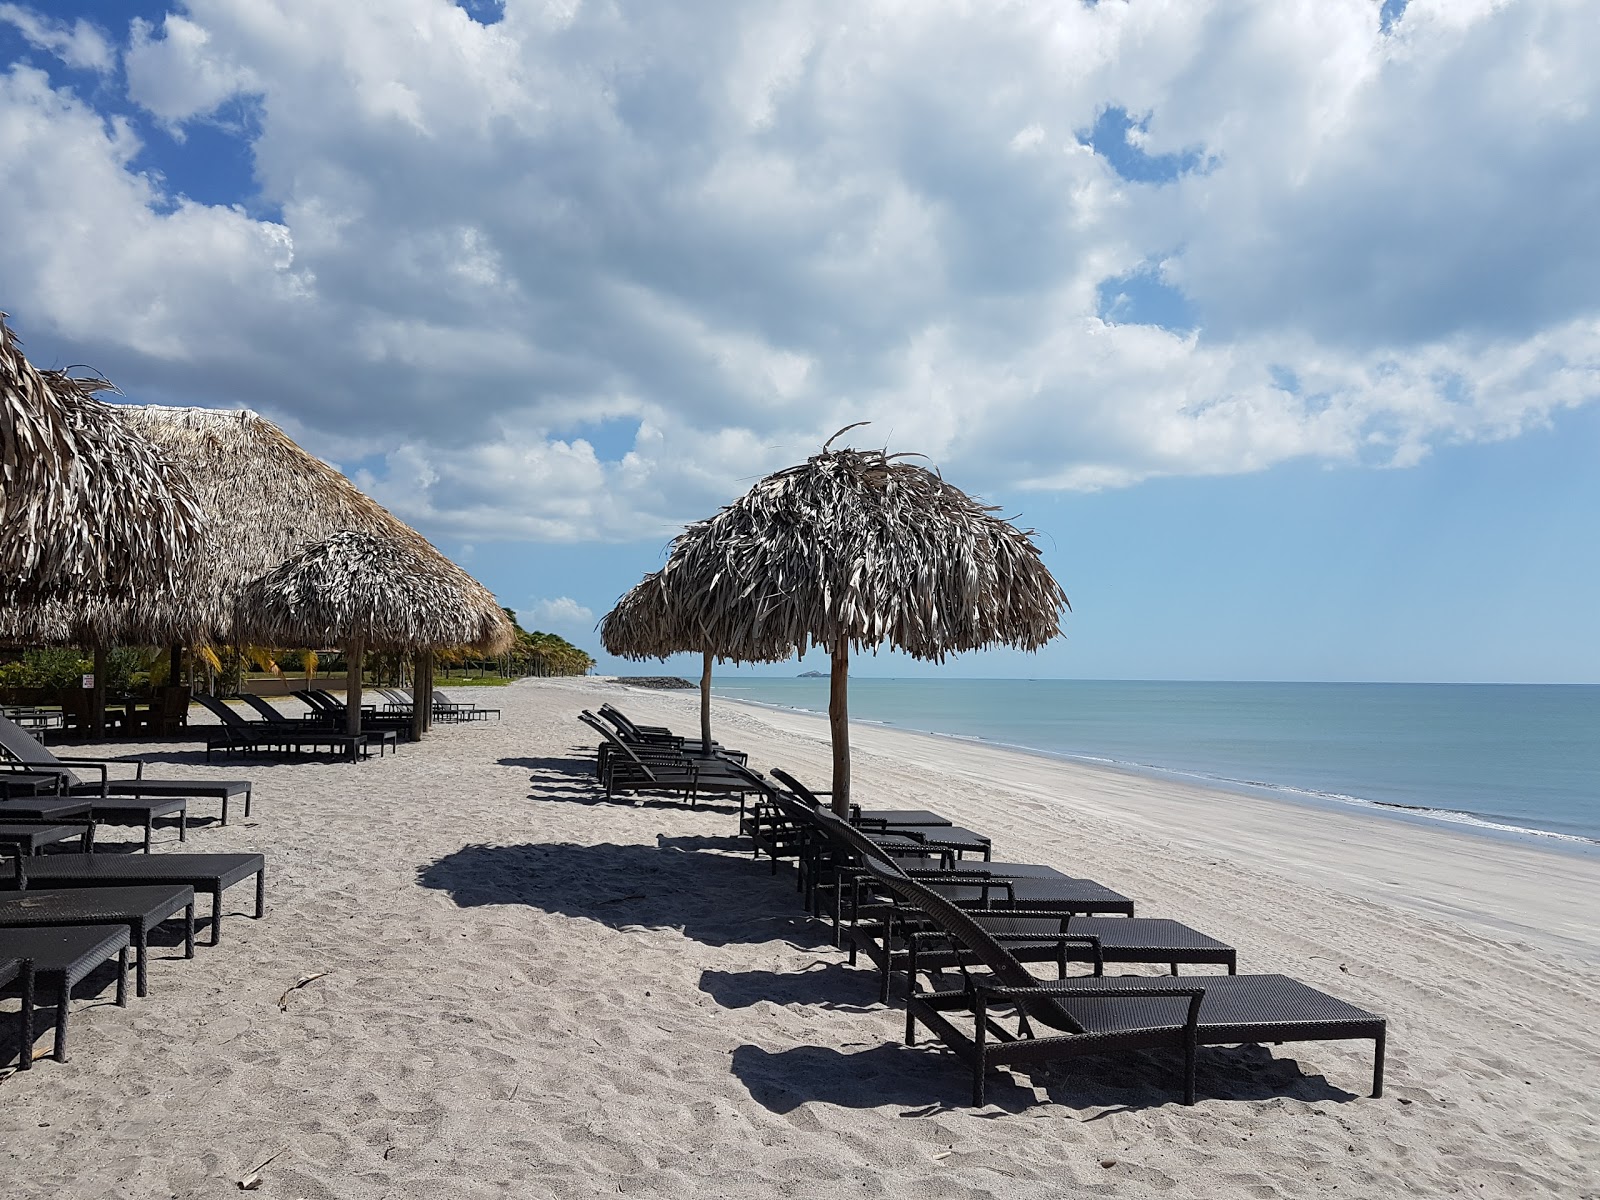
(0, 885, 194, 997)
(859, 855, 1384, 1106)
(0, 824, 95, 884)
(0, 924, 129, 1065)
(597, 704, 747, 763)
(0, 713, 250, 826)
(4, 853, 265, 946)
(432, 689, 500, 721)
(578, 713, 761, 807)
(0, 795, 95, 824)
(194, 694, 371, 763)
(240, 694, 402, 753)
(0, 772, 183, 852)
(0, 955, 33, 1069)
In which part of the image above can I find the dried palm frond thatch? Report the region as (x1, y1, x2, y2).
(640, 428, 1070, 810)
(600, 570, 790, 748)
(237, 530, 513, 654)
(0, 313, 201, 601)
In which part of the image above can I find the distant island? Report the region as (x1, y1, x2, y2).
(797, 670, 827, 678)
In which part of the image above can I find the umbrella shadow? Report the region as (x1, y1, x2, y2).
(416, 841, 834, 950)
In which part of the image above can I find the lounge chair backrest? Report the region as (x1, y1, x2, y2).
(0, 714, 80, 785)
(192, 693, 250, 728)
(597, 705, 645, 740)
(769, 768, 825, 810)
(239, 695, 288, 722)
(857, 854, 1083, 1035)
(577, 711, 657, 780)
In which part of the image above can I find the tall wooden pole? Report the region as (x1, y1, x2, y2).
(345, 637, 365, 736)
(168, 643, 182, 689)
(410, 650, 427, 742)
(699, 648, 714, 756)
(91, 641, 107, 740)
(829, 640, 850, 816)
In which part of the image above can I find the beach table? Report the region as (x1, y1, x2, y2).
(0, 885, 195, 997)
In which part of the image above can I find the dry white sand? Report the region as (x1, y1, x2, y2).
(1, 677, 1597, 1199)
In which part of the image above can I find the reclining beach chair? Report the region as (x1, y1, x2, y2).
(859, 854, 1385, 1106)
(194, 694, 371, 763)
(0, 924, 129, 1066)
(0, 822, 95, 883)
(241, 694, 401, 753)
(0, 884, 195, 997)
(3, 852, 266, 946)
(0, 713, 251, 827)
(433, 689, 500, 721)
(577, 713, 761, 808)
(597, 703, 748, 764)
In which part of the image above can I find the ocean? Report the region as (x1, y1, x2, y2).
(709, 678, 1600, 850)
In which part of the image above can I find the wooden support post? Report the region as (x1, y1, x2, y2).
(411, 651, 427, 742)
(829, 641, 850, 816)
(346, 638, 365, 737)
(699, 648, 714, 757)
(169, 644, 182, 689)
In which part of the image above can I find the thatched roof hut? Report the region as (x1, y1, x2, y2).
(642, 428, 1070, 810)
(0, 314, 200, 601)
(237, 530, 512, 654)
(600, 570, 789, 750)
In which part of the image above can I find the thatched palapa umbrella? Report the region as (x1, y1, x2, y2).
(0, 313, 201, 602)
(600, 571, 789, 753)
(646, 426, 1069, 814)
(2, 405, 504, 737)
(237, 530, 513, 735)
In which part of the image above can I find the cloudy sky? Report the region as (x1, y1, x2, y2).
(3, 0, 1597, 681)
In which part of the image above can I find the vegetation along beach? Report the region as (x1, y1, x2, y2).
(3, 1, 1598, 1197)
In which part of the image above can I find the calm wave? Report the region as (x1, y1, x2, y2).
(711, 678, 1600, 849)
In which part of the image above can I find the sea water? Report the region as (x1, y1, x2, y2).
(710, 678, 1600, 849)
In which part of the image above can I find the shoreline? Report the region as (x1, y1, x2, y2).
(633, 684, 1600, 963)
(706, 685, 1600, 856)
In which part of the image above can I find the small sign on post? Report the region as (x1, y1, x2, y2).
(81, 673, 95, 689)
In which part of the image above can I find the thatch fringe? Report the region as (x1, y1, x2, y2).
(237, 530, 513, 654)
(644, 443, 1069, 662)
(0, 313, 201, 601)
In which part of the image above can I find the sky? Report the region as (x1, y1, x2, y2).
(2, 0, 1597, 683)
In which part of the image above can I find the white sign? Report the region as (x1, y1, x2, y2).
(81, 673, 94, 689)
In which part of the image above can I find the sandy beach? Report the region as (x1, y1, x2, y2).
(2, 676, 1597, 1199)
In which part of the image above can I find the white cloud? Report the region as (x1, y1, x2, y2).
(527, 596, 595, 630)
(0, 4, 113, 73)
(0, 0, 1596, 543)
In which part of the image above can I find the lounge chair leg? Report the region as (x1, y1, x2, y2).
(1170, 963, 1178, 975)
(244, 787, 252, 818)
(185, 903, 195, 958)
(905, 1007, 917, 1047)
(143, 817, 152, 853)
(54, 985, 69, 1062)
(221, 794, 228, 826)
(17, 966, 32, 1070)
(255, 868, 266, 918)
(178, 806, 188, 841)
(1372, 1026, 1386, 1098)
(116, 947, 128, 1006)
(135, 930, 148, 998)
(211, 887, 223, 946)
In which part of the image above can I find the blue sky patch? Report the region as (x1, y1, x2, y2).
(1096, 263, 1198, 333)
(1081, 106, 1209, 185)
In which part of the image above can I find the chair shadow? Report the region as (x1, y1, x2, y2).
(732, 1039, 1359, 1115)
(700, 962, 883, 1013)
(416, 841, 835, 950)
(498, 754, 594, 779)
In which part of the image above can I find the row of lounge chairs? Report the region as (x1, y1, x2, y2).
(0, 716, 269, 1071)
(376, 688, 501, 723)
(730, 766, 1387, 1108)
(577, 706, 756, 808)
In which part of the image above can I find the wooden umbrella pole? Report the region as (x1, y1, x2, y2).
(829, 640, 850, 816)
(421, 650, 435, 733)
(700, 648, 714, 756)
(346, 637, 365, 736)
(410, 651, 426, 742)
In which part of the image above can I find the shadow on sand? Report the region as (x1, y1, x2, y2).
(732, 1038, 1359, 1115)
(416, 839, 833, 950)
